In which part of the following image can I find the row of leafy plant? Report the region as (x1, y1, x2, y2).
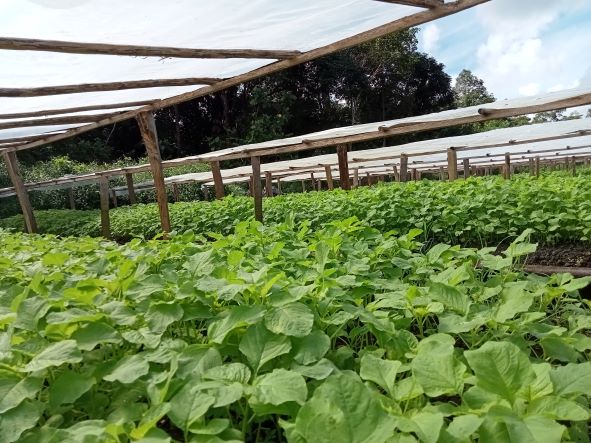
(2, 171, 590, 245)
(0, 219, 590, 442)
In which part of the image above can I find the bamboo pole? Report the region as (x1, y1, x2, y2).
(251, 156, 263, 222)
(98, 177, 110, 239)
(336, 144, 351, 190)
(1, 151, 37, 233)
(210, 160, 225, 199)
(399, 154, 408, 182)
(125, 173, 136, 204)
(324, 165, 334, 190)
(447, 148, 457, 181)
(136, 112, 171, 234)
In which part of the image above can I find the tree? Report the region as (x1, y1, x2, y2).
(453, 69, 495, 108)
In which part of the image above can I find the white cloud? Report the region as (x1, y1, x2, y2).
(420, 24, 440, 53)
(518, 82, 540, 96)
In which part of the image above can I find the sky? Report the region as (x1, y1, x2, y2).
(418, 0, 591, 104)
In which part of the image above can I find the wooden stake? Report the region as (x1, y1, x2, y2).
(68, 187, 76, 210)
(324, 165, 334, 190)
(172, 183, 180, 202)
(504, 153, 511, 179)
(392, 165, 400, 182)
(439, 165, 445, 180)
(265, 171, 273, 197)
(110, 189, 118, 208)
(529, 158, 535, 176)
(447, 148, 457, 181)
(399, 154, 408, 182)
(276, 178, 282, 195)
(98, 176, 110, 239)
(2, 151, 37, 233)
(535, 156, 540, 177)
(301, 180, 306, 193)
(210, 160, 225, 199)
(125, 173, 136, 204)
(136, 112, 171, 234)
(571, 156, 576, 175)
(336, 144, 351, 190)
(251, 156, 263, 222)
(463, 158, 470, 179)
(353, 168, 359, 188)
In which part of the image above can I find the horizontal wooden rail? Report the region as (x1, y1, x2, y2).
(374, 0, 444, 8)
(0, 78, 222, 97)
(524, 265, 591, 277)
(0, 100, 154, 119)
(0, 113, 118, 130)
(0, 37, 302, 59)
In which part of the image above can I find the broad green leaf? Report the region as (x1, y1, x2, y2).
(42, 252, 69, 266)
(294, 373, 395, 443)
(465, 341, 535, 404)
(291, 358, 336, 380)
(494, 282, 534, 323)
(23, 340, 83, 372)
(103, 354, 150, 384)
(549, 362, 591, 396)
(203, 363, 251, 384)
(479, 409, 535, 443)
(0, 400, 43, 443)
(250, 369, 307, 409)
(168, 388, 215, 432)
(208, 305, 265, 344)
(528, 396, 590, 421)
(71, 321, 121, 351)
(0, 377, 43, 414)
(360, 353, 401, 395)
(146, 303, 184, 334)
(188, 418, 230, 435)
(49, 372, 95, 408)
(291, 330, 330, 365)
(130, 403, 171, 439)
(264, 302, 314, 337)
(444, 414, 483, 442)
(406, 412, 444, 443)
(177, 346, 222, 379)
(238, 323, 291, 372)
(528, 363, 553, 400)
(523, 415, 565, 443)
(412, 334, 465, 397)
(394, 376, 424, 402)
(427, 283, 469, 315)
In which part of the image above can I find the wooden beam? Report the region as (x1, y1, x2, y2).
(504, 152, 511, 179)
(251, 156, 263, 222)
(136, 112, 171, 234)
(2, 151, 37, 233)
(399, 154, 408, 182)
(447, 148, 457, 181)
(0, 38, 302, 60)
(125, 173, 136, 204)
(463, 158, 470, 179)
(210, 161, 225, 199)
(0, 100, 154, 119)
(0, 78, 222, 97)
(336, 144, 351, 190)
(98, 176, 110, 239)
(8, 0, 488, 153)
(265, 171, 273, 197)
(374, 0, 444, 8)
(0, 113, 119, 130)
(324, 165, 334, 190)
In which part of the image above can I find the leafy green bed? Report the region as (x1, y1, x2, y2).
(0, 220, 590, 442)
(1, 172, 590, 245)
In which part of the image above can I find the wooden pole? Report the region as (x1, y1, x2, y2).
(136, 112, 171, 234)
(392, 165, 399, 182)
(353, 168, 359, 188)
(210, 161, 225, 199)
(2, 151, 37, 233)
(301, 180, 306, 193)
(535, 156, 540, 177)
(504, 153, 511, 179)
(411, 169, 417, 181)
(310, 172, 316, 191)
(366, 172, 372, 186)
(399, 154, 408, 182)
(439, 165, 445, 181)
(324, 165, 334, 190)
(571, 156, 576, 175)
(248, 175, 254, 197)
(110, 189, 118, 208)
(265, 171, 273, 197)
(447, 148, 457, 181)
(336, 144, 351, 190)
(317, 179, 322, 191)
(564, 156, 569, 170)
(68, 187, 76, 210)
(251, 156, 263, 222)
(463, 158, 470, 179)
(125, 173, 136, 204)
(172, 183, 180, 202)
(98, 176, 111, 239)
(276, 178, 282, 195)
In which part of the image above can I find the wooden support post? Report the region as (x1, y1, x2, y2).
(353, 168, 359, 188)
(324, 165, 334, 190)
(439, 166, 445, 181)
(248, 175, 254, 197)
(209, 160, 225, 199)
(535, 156, 540, 177)
(265, 171, 273, 197)
(68, 187, 76, 210)
(399, 154, 408, 182)
(172, 183, 180, 202)
(392, 165, 399, 182)
(125, 173, 136, 204)
(336, 144, 350, 190)
(276, 179, 282, 195)
(317, 179, 322, 191)
(110, 189, 118, 207)
(571, 156, 576, 176)
(366, 172, 373, 186)
(504, 153, 511, 179)
(447, 148, 457, 181)
(251, 156, 263, 222)
(529, 158, 535, 176)
(564, 156, 570, 170)
(411, 169, 417, 181)
(2, 151, 37, 233)
(136, 112, 171, 234)
(416, 171, 422, 181)
(98, 176, 111, 239)
(301, 180, 306, 193)
(463, 158, 470, 179)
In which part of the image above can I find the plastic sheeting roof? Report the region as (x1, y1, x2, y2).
(0, 0, 427, 140)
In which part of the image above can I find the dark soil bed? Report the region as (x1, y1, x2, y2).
(525, 244, 591, 267)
